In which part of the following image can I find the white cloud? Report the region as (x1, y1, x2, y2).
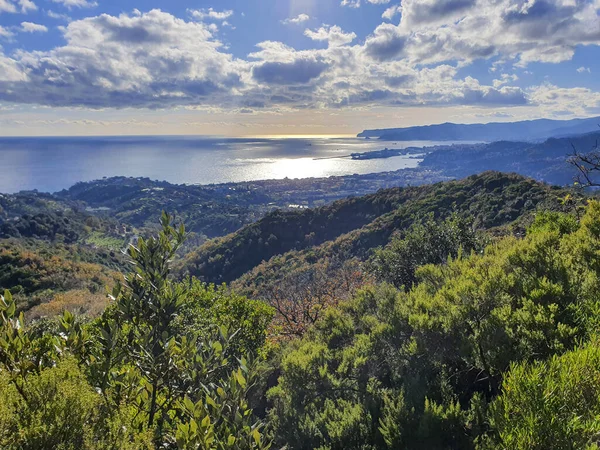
(19, 0, 35, 12)
(51, 0, 97, 8)
(20, 21, 48, 32)
(364, 23, 407, 61)
(0, 10, 244, 108)
(47, 9, 70, 20)
(0, 5, 597, 117)
(577, 66, 592, 73)
(282, 13, 310, 25)
(382, 4, 402, 20)
(0, 0, 16, 13)
(342, 0, 390, 7)
(355, 0, 600, 67)
(529, 83, 600, 115)
(0, 53, 26, 82)
(0, 0, 35, 13)
(492, 73, 518, 88)
(0, 25, 14, 38)
(189, 8, 233, 21)
(304, 25, 356, 47)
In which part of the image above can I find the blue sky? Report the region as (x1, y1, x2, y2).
(0, 0, 599, 136)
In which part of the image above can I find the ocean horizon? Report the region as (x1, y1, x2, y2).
(0, 135, 442, 194)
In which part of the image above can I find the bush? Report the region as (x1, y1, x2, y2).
(0, 358, 152, 450)
(487, 339, 600, 449)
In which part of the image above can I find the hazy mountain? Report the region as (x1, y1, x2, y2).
(358, 116, 600, 142)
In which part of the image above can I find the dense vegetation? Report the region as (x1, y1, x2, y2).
(0, 214, 273, 449)
(0, 239, 123, 318)
(188, 172, 575, 290)
(3, 170, 600, 449)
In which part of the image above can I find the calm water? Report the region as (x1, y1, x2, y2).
(0, 136, 441, 193)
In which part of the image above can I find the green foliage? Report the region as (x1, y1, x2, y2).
(527, 210, 580, 236)
(368, 213, 484, 291)
(0, 213, 274, 449)
(1, 178, 599, 450)
(175, 354, 271, 450)
(177, 280, 274, 356)
(487, 339, 600, 449)
(0, 239, 123, 315)
(231, 172, 578, 298)
(0, 358, 152, 450)
(268, 201, 600, 449)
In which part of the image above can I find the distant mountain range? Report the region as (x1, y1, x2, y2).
(358, 116, 600, 142)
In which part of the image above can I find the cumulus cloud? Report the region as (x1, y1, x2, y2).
(253, 58, 329, 85)
(0, 0, 16, 13)
(383, 0, 600, 66)
(577, 66, 591, 73)
(282, 13, 310, 24)
(304, 25, 356, 47)
(20, 22, 48, 32)
(189, 8, 233, 21)
(0, 53, 26, 82)
(250, 41, 329, 87)
(0, 0, 35, 13)
(382, 4, 402, 20)
(364, 23, 407, 60)
(51, 0, 97, 8)
(47, 10, 70, 20)
(19, 0, 36, 12)
(0, 26, 14, 38)
(529, 83, 600, 115)
(341, 0, 390, 6)
(492, 73, 519, 88)
(0, 10, 244, 108)
(0, 5, 597, 115)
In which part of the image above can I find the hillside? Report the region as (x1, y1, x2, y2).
(55, 171, 449, 238)
(2, 171, 599, 450)
(181, 172, 576, 287)
(420, 131, 600, 186)
(358, 115, 600, 141)
(0, 239, 122, 319)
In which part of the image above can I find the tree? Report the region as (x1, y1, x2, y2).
(568, 134, 600, 187)
(368, 213, 483, 291)
(261, 257, 370, 340)
(0, 213, 273, 449)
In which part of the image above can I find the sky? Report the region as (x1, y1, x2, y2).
(0, 0, 599, 136)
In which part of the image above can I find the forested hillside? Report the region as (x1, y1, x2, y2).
(420, 131, 600, 185)
(2, 186, 600, 449)
(182, 172, 575, 286)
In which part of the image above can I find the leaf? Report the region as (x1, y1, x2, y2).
(206, 395, 217, 409)
(6, 300, 15, 318)
(183, 396, 195, 412)
(236, 369, 247, 388)
(252, 428, 261, 445)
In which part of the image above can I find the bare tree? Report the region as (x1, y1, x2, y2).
(261, 257, 372, 340)
(568, 130, 600, 187)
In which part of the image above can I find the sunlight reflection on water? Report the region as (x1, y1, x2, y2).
(0, 136, 439, 193)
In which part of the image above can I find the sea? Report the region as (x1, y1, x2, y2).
(0, 135, 444, 194)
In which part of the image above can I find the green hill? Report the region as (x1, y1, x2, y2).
(181, 172, 576, 288)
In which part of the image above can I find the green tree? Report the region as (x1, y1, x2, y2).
(1, 213, 274, 449)
(368, 213, 483, 291)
